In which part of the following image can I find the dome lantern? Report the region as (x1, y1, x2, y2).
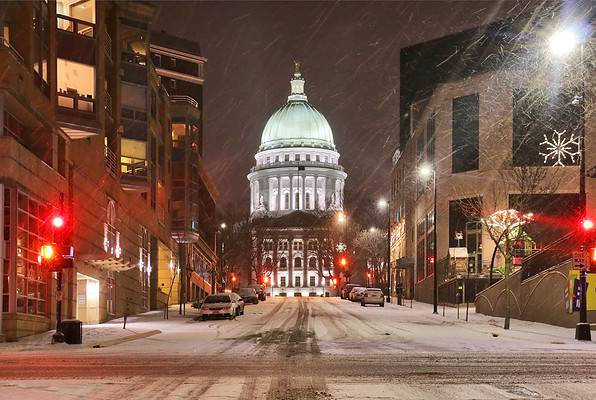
(258, 63, 335, 152)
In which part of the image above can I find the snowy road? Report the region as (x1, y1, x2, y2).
(1, 297, 596, 399)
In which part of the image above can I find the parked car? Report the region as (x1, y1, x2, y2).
(249, 284, 267, 301)
(361, 288, 385, 307)
(198, 293, 244, 320)
(341, 284, 362, 300)
(349, 286, 366, 302)
(238, 287, 259, 304)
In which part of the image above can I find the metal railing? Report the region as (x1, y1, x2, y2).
(121, 158, 148, 177)
(170, 95, 198, 108)
(251, 160, 345, 172)
(0, 36, 24, 62)
(122, 51, 147, 66)
(104, 30, 112, 60)
(58, 90, 95, 113)
(104, 146, 118, 176)
(105, 91, 113, 117)
(57, 14, 94, 38)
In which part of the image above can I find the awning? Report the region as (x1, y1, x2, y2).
(78, 253, 135, 272)
(190, 271, 212, 293)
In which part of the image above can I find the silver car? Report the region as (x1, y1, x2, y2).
(361, 288, 385, 307)
(199, 293, 244, 320)
(349, 286, 366, 302)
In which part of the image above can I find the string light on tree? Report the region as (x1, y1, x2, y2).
(539, 129, 580, 166)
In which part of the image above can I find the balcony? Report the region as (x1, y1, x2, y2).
(250, 160, 345, 173)
(170, 95, 198, 108)
(120, 157, 149, 191)
(56, 15, 95, 65)
(57, 90, 100, 139)
(0, 36, 24, 63)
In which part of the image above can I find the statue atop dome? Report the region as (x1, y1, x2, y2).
(293, 60, 301, 75)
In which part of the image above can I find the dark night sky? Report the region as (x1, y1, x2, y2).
(155, 1, 523, 222)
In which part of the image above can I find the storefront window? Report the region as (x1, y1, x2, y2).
(15, 191, 49, 316)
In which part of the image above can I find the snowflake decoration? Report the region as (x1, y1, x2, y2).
(539, 129, 580, 166)
(336, 242, 347, 252)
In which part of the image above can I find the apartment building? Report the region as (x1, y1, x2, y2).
(0, 1, 217, 340)
(390, 16, 595, 303)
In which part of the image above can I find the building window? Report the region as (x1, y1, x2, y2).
(512, 88, 582, 166)
(153, 54, 161, 67)
(295, 276, 301, 287)
(309, 257, 317, 270)
(275, 156, 280, 162)
(316, 155, 320, 162)
(425, 210, 435, 278)
(266, 157, 270, 164)
(284, 192, 290, 210)
(170, 57, 177, 68)
(324, 156, 328, 163)
(306, 154, 311, 161)
(170, 79, 176, 90)
(416, 218, 426, 282)
(310, 276, 316, 286)
(452, 94, 479, 173)
(294, 154, 300, 161)
(305, 192, 311, 209)
(294, 192, 300, 209)
(280, 276, 286, 287)
(285, 154, 290, 162)
(15, 191, 50, 315)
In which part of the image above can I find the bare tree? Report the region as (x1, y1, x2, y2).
(458, 158, 561, 329)
(353, 229, 387, 287)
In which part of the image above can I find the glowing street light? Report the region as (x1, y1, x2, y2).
(52, 216, 65, 229)
(220, 222, 227, 229)
(336, 211, 346, 224)
(548, 28, 580, 58)
(418, 163, 433, 180)
(369, 227, 377, 233)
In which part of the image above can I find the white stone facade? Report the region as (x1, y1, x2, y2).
(247, 66, 347, 296)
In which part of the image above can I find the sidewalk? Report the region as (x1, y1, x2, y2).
(0, 305, 198, 352)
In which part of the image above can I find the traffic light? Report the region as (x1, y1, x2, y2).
(38, 243, 74, 271)
(589, 248, 596, 271)
(340, 256, 347, 267)
(52, 215, 65, 229)
(263, 276, 269, 284)
(582, 218, 595, 231)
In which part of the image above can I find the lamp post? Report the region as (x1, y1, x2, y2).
(549, 27, 590, 341)
(419, 164, 438, 314)
(378, 199, 391, 303)
(213, 222, 227, 294)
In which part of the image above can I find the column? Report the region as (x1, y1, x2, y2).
(249, 181, 254, 213)
(277, 176, 281, 211)
(289, 175, 293, 210)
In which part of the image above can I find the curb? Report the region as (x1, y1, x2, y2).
(86, 329, 162, 348)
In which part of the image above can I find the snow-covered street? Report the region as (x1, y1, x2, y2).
(1, 297, 596, 399)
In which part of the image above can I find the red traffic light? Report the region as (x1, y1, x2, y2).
(263, 276, 269, 284)
(581, 219, 594, 231)
(52, 216, 65, 229)
(40, 244, 57, 261)
(340, 257, 347, 267)
(428, 256, 435, 264)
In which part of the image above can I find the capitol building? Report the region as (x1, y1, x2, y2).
(247, 63, 347, 296)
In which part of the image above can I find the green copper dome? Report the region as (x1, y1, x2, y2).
(259, 67, 335, 152)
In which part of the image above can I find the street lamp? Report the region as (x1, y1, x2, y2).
(369, 227, 377, 233)
(419, 162, 438, 314)
(548, 25, 589, 341)
(213, 222, 227, 294)
(378, 198, 391, 303)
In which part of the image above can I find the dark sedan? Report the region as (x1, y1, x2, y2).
(238, 287, 259, 304)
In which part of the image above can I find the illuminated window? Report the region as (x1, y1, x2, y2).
(14, 190, 50, 316)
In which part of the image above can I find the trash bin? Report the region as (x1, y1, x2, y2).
(59, 320, 82, 344)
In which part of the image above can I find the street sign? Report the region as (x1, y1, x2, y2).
(572, 251, 585, 269)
